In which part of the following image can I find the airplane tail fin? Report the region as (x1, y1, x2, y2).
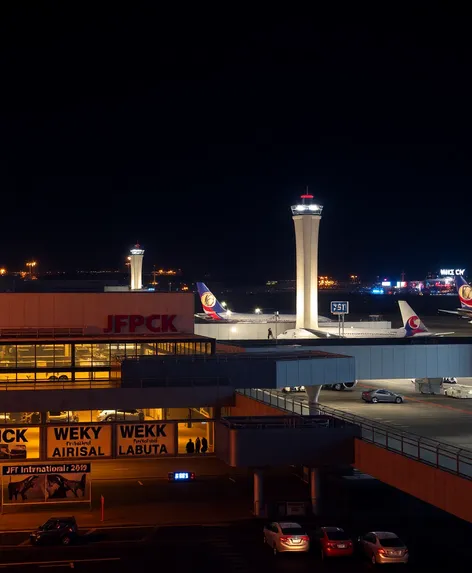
(196, 282, 227, 319)
(398, 300, 428, 337)
(455, 275, 472, 309)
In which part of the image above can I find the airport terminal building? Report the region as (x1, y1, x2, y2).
(0, 292, 214, 385)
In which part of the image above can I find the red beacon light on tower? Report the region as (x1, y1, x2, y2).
(291, 189, 323, 215)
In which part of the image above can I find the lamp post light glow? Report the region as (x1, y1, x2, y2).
(255, 308, 262, 314)
(26, 261, 37, 278)
(221, 301, 227, 308)
(291, 192, 323, 329)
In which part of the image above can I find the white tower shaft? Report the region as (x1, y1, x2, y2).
(293, 215, 321, 329)
(130, 245, 145, 290)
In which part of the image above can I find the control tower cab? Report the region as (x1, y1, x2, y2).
(291, 193, 323, 330)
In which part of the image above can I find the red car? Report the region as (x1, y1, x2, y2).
(314, 526, 354, 559)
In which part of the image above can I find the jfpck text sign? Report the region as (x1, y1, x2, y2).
(104, 314, 178, 334)
(330, 301, 349, 315)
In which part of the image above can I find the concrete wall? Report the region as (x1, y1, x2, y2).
(0, 386, 235, 412)
(121, 352, 355, 389)
(228, 393, 287, 417)
(354, 439, 472, 523)
(195, 322, 296, 340)
(276, 355, 355, 387)
(314, 343, 472, 379)
(121, 355, 276, 387)
(216, 343, 245, 354)
(0, 292, 194, 334)
(216, 419, 360, 467)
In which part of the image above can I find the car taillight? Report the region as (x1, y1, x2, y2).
(280, 536, 290, 542)
(327, 542, 337, 548)
(377, 548, 386, 555)
(301, 536, 309, 541)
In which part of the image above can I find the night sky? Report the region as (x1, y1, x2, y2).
(1, 7, 469, 283)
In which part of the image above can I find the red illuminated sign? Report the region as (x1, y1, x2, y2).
(104, 314, 177, 334)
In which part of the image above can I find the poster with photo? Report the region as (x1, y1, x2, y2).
(2, 463, 91, 505)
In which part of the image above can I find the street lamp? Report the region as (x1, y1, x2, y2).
(255, 308, 262, 314)
(26, 261, 37, 278)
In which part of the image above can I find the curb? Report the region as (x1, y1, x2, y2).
(0, 520, 243, 534)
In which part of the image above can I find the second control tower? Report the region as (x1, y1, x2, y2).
(291, 193, 323, 329)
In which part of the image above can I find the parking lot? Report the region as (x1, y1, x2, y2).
(1, 466, 472, 571)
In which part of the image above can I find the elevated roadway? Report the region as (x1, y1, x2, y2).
(279, 380, 472, 449)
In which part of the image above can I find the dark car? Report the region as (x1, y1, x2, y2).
(314, 526, 354, 559)
(30, 517, 78, 545)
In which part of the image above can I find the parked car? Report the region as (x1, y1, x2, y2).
(361, 389, 403, 404)
(358, 531, 408, 565)
(97, 409, 144, 422)
(47, 411, 80, 423)
(30, 517, 78, 546)
(263, 521, 310, 555)
(282, 386, 306, 393)
(314, 526, 354, 559)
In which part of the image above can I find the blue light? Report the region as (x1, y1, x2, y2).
(371, 288, 384, 295)
(175, 472, 189, 480)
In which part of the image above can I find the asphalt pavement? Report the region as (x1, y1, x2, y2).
(279, 380, 472, 449)
(0, 465, 310, 530)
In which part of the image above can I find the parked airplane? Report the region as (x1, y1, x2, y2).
(195, 282, 332, 323)
(439, 275, 472, 322)
(278, 300, 454, 339)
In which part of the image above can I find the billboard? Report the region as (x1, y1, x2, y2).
(117, 422, 175, 456)
(0, 427, 40, 460)
(47, 425, 112, 459)
(2, 463, 91, 506)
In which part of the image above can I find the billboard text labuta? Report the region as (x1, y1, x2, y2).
(47, 426, 112, 459)
(117, 423, 175, 456)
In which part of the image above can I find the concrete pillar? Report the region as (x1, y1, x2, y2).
(310, 468, 320, 515)
(305, 385, 322, 415)
(207, 421, 214, 451)
(253, 469, 264, 517)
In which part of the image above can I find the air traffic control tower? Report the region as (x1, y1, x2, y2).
(291, 193, 323, 329)
(130, 243, 145, 290)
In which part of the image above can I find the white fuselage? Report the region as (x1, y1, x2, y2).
(195, 312, 332, 324)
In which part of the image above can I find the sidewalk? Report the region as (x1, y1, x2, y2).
(0, 500, 253, 532)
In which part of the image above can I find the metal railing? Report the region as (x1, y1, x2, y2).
(220, 415, 331, 429)
(236, 388, 472, 480)
(0, 327, 85, 338)
(0, 379, 120, 391)
(122, 376, 231, 388)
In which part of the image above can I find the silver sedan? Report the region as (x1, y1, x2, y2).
(361, 389, 403, 404)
